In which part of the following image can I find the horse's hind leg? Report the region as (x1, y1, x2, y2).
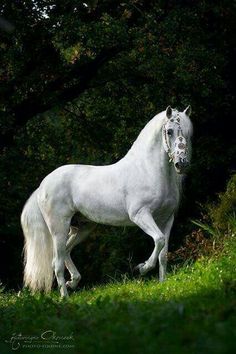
(42, 213, 71, 297)
(65, 227, 81, 290)
(65, 254, 81, 290)
(65, 224, 96, 290)
(66, 226, 81, 252)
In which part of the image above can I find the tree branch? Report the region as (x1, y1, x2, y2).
(0, 46, 122, 149)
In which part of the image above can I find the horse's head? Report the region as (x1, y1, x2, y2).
(162, 105, 192, 174)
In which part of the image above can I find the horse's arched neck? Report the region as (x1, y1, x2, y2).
(123, 113, 181, 185)
(125, 113, 167, 163)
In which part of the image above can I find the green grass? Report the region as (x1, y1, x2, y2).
(1, 234, 236, 354)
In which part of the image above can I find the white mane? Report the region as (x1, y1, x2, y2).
(129, 111, 166, 154)
(129, 109, 192, 154)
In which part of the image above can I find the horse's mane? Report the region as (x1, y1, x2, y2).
(129, 109, 192, 155)
(128, 111, 166, 154)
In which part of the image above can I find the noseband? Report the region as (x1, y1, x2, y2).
(162, 115, 187, 163)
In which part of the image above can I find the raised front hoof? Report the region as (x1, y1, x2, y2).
(134, 262, 149, 276)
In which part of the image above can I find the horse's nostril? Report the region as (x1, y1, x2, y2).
(175, 162, 180, 169)
(175, 160, 189, 170)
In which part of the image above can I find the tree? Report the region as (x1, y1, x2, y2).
(0, 0, 235, 289)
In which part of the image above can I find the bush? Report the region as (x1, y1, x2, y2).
(169, 174, 236, 267)
(208, 174, 236, 233)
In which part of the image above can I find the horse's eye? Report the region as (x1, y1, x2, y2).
(167, 129, 173, 136)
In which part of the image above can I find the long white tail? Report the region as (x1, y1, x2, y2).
(21, 189, 53, 293)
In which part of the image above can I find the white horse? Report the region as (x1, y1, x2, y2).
(21, 106, 192, 297)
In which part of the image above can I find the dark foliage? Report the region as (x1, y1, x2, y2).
(0, 0, 235, 289)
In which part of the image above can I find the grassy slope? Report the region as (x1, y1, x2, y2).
(1, 235, 236, 354)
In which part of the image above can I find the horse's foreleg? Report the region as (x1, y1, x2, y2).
(158, 214, 174, 282)
(130, 208, 165, 276)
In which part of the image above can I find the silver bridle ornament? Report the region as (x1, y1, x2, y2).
(162, 117, 188, 163)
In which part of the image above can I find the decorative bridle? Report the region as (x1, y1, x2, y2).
(162, 114, 188, 163)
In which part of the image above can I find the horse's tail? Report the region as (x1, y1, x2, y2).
(21, 189, 54, 293)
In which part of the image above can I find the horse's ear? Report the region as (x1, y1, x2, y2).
(166, 106, 172, 119)
(184, 105, 191, 116)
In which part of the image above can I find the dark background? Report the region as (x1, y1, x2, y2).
(0, 0, 235, 290)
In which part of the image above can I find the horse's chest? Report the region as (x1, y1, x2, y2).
(151, 186, 180, 215)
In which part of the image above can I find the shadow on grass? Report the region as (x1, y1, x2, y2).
(0, 280, 236, 354)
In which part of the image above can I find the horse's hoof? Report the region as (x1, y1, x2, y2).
(66, 280, 76, 290)
(66, 281, 72, 289)
(134, 263, 147, 276)
(66, 277, 81, 290)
